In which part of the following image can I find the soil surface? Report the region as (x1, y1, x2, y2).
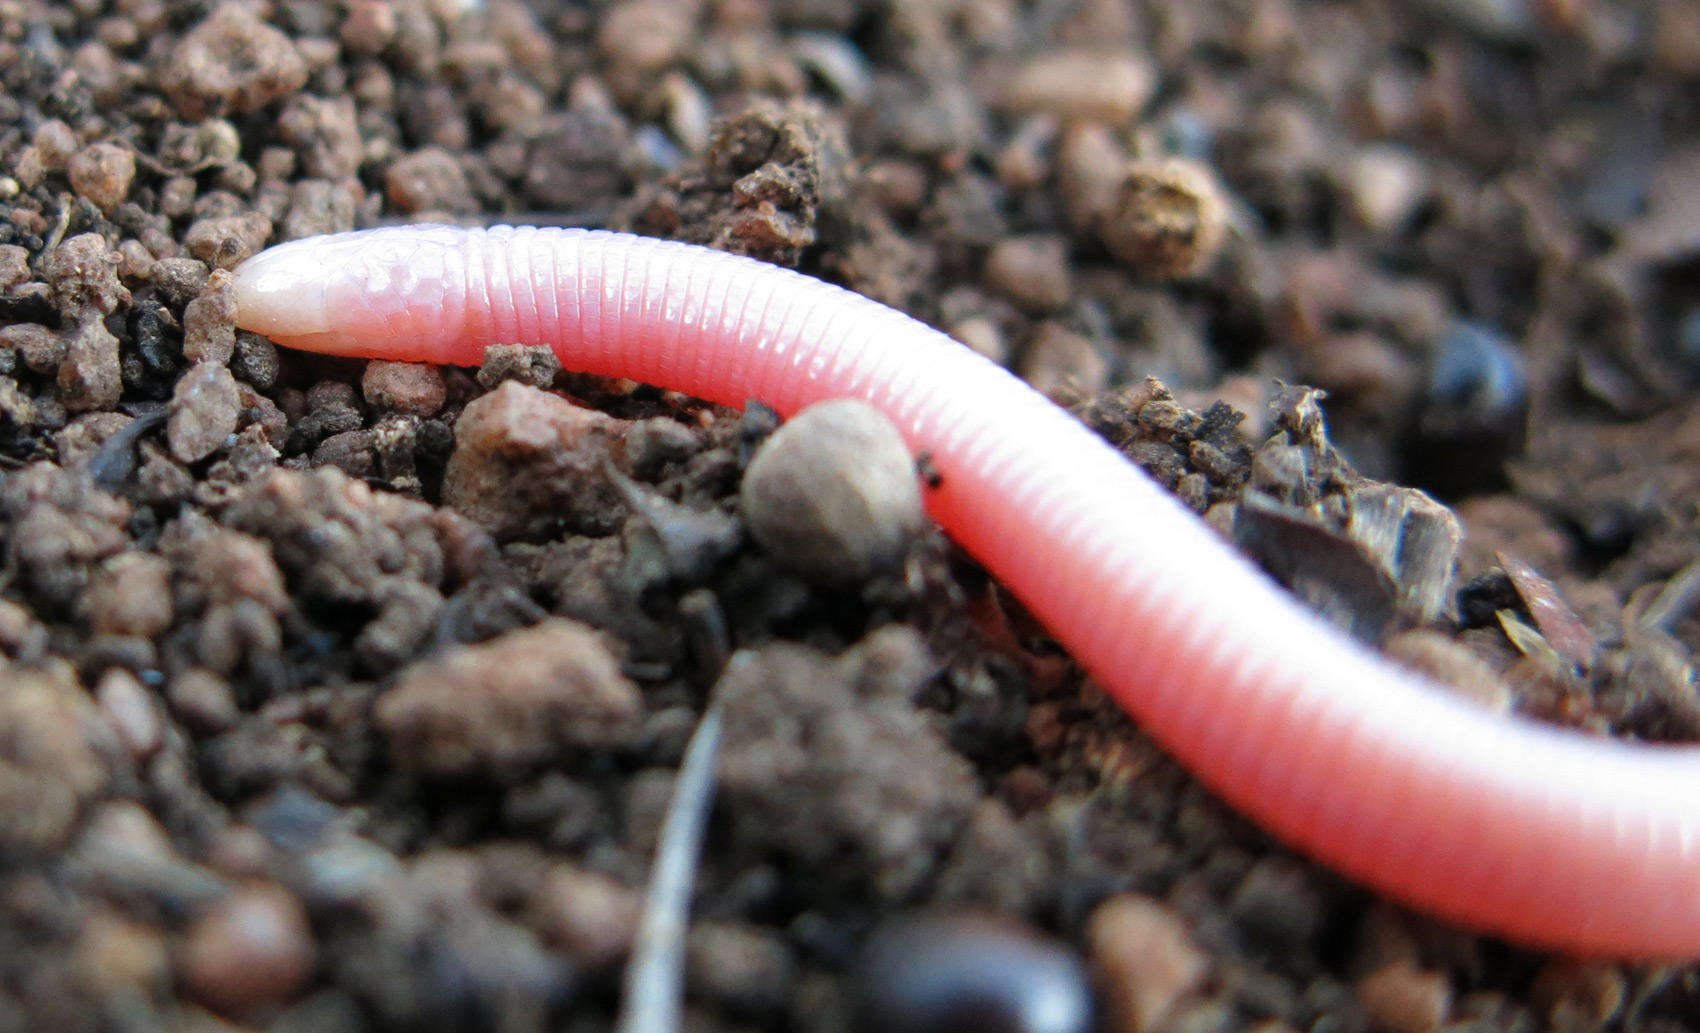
(2, 0, 1699, 1031)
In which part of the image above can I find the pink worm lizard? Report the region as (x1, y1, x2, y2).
(231, 224, 1700, 959)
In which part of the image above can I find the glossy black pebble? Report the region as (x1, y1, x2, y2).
(850, 913, 1094, 1033)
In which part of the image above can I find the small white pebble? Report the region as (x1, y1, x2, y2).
(741, 400, 923, 587)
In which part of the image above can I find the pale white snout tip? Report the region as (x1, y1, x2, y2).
(231, 237, 332, 343)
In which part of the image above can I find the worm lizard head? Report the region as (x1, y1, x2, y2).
(233, 225, 467, 360)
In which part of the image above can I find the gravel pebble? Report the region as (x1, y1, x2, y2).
(185, 212, 273, 269)
(1, 323, 66, 374)
(598, 0, 695, 74)
(83, 552, 173, 637)
(950, 315, 1010, 365)
(41, 233, 130, 317)
(1087, 895, 1209, 1033)
(0, 463, 132, 609)
(362, 360, 447, 416)
(0, 245, 29, 290)
(183, 270, 238, 364)
(0, 661, 112, 853)
(1529, 961, 1625, 1029)
(74, 911, 171, 995)
(179, 883, 317, 1016)
(528, 864, 641, 972)
(375, 618, 644, 777)
(740, 399, 923, 587)
(984, 235, 1073, 312)
(167, 667, 240, 733)
(687, 922, 796, 1016)
(341, 0, 398, 53)
(1229, 858, 1327, 955)
(1346, 144, 1428, 232)
(68, 141, 136, 212)
(93, 668, 164, 760)
(1355, 962, 1453, 1033)
(162, 3, 309, 118)
(385, 147, 474, 214)
(283, 178, 361, 238)
(1002, 49, 1155, 126)
(58, 318, 124, 413)
(232, 332, 281, 390)
(1020, 322, 1109, 402)
(278, 95, 363, 181)
(168, 361, 242, 463)
(1058, 123, 1132, 232)
(152, 256, 212, 307)
(1101, 159, 1229, 279)
(474, 342, 563, 389)
(311, 429, 376, 476)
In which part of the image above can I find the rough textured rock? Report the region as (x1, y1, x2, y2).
(162, 4, 309, 118)
(443, 381, 626, 541)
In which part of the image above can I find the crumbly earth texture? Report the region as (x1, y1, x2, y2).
(1, 1, 1699, 1031)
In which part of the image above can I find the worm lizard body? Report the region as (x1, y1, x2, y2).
(233, 225, 1700, 959)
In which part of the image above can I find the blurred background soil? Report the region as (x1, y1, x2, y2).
(2, 0, 1700, 1031)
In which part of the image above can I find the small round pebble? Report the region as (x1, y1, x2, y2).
(32, 119, 77, 169)
(167, 668, 240, 734)
(1355, 962, 1453, 1033)
(179, 883, 316, 1016)
(851, 912, 1093, 1033)
(1530, 961, 1625, 1029)
(1020, 323, 1109, 402)
(528, 864, 641, 971)
(1087, 895, 1209, 1033)
(1100, 159, 1229, 279)
(1345, 144, 1427, 232)
(68, 142, 136, 213)
(84, 553, 173, 638)
(94, 669, 163, 760)
(1002, 49, 1156, 126)
(984, 235, 1073, 313)
(41, 233, 129, 317)
(1424, 321, 1527, 434)
(152, 257, 213, 307)
(740, 399, 924, 587)
(75, 911, 170, 994)
(385, 147, 473, 214)
(686, 922, 795, 1015)
(597, 0, 694, 73)
(167, 361, 242, 463)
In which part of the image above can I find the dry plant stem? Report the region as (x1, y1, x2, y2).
(618, 703, 724, 1033)
(234, 225, 1700, 960)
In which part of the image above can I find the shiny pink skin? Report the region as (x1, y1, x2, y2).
(233, 225, 1700, 959)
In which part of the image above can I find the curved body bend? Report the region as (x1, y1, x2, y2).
(233, 225, 1700, 958)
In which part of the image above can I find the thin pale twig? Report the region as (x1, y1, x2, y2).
(615, 702, 725, 1033)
